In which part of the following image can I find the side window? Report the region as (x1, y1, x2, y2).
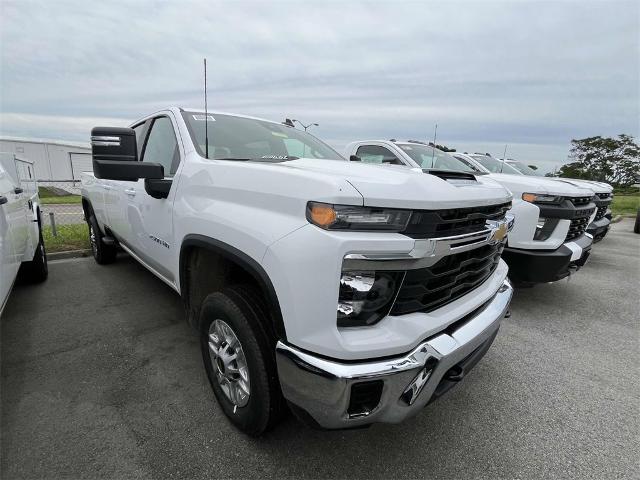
(132, 123, 147, 158)
(356, 145, 402, 165)
(141, 117, 180, 176)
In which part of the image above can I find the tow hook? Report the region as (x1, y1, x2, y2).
(504, 309, 511, 318)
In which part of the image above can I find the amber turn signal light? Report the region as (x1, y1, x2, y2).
(309, 204, 337, 227)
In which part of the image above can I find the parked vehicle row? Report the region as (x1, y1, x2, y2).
(344, 141, 611, 287)
(0, 153, 48, 315)
(2, 106, 611, 437)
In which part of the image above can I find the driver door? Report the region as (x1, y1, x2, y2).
(124, 114, 182, 283)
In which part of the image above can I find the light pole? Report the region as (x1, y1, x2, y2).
(291, 119, 319, 132)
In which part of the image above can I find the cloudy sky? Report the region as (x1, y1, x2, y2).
(1, 0, 638, 172)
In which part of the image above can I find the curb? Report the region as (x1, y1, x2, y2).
(48, 249, 92, 261)
(611, 214, 636, 224)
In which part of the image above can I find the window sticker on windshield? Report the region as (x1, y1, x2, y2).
(271, 131, 288, 138)
(192, 114, 215, 121)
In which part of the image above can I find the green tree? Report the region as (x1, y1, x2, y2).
(556, 135, 639, 186)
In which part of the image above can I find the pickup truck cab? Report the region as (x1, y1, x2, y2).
(82, 108, 514, 435)
(0, 153, 48, 315)
(503, 160, 613, 243)
(345, 141, 596, 286)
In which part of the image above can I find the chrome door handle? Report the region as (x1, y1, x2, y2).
(124, 188, 136, 196)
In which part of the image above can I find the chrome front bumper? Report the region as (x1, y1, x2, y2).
(275, 280, 513, 429)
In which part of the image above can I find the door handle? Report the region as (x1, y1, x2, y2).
(0, 195, 7, 205)
(101, 184, 112, 190)
(14, 187, 23, 194)
(124, 188, 136, 196)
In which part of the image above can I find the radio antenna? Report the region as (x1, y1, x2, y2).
(430, 123, 438, 168)
(500, 144, 507, 172)
(204, 58, 209, 159)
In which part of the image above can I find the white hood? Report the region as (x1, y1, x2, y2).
(553, 178, 613, 194)
(486, 172, 594, 198)
(281, 158, 512, 209)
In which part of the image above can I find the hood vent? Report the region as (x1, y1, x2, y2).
(422, 169, 478, 184)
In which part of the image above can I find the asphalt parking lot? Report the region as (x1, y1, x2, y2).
(1, 219, 638, 479)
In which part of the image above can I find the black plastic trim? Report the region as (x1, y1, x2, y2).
(179, 234, 286, 341)
(0, 196, 7, 205)
(502, 234, 592, 283)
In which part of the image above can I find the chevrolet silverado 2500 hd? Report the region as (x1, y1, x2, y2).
(82, 108, 513, 435)
(503, 160, 613, 243)
(345, 141, 595, 286)
(1, 153, 48, 315)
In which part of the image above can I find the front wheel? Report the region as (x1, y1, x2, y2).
(199, 285, 284, 436)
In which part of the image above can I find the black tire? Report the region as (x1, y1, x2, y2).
(18, 211, 48, 283)
(634, 209, 640, 234)
(88, 215, 116, 264)
(199, 285, 285, 436)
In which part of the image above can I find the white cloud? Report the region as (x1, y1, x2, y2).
(1, 0, 638, 172)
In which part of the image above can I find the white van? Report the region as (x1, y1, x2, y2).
(0, 153, 48, 315)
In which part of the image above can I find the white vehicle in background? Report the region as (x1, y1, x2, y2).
(503, 159, 613, 243)
(0, 153, 48, 315)
(344, 141, 596, 287)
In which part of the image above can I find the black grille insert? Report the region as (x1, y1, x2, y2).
(568, 196, 594, 206)
(594, 205, 608, 221)
(566, 216, 591, 240)
(402, 202, 511, 239)
(391, 243, 503, 316)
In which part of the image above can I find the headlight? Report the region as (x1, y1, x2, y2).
(337, 270, 403, 327)
(522, 193, 562, 204)
(307, 202, 411, 231)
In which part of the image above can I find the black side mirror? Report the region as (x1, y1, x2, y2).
(0, 196, 7, 205)
(350, 155, 362, 162)
(91, 126, 163, 181)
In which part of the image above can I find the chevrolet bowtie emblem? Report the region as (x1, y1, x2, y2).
(492, 223, 508, 242)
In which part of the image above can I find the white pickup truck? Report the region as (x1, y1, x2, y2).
(503, 159, 613, 243)
(0, 153, 48, 315)
(345, 141, 596, 287)
(82, 107, 514, 435)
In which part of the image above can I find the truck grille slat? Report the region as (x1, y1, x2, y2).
(391, 244, 503, 316)
(594, 205, 608, 221)
(402, 202, 511, 239)
(566, 216, 591, 241)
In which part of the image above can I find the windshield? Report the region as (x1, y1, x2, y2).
(182, 112, 344, 162)
(397, 144, 477, 172)
(507, 160, 541, 176)
(471, 155, 522, 174)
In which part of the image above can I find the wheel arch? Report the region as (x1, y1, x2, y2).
(179, 234, 287, 342)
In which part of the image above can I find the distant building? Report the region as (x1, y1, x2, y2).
(0, 136, 91, 181)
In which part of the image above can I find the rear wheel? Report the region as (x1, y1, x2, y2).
(199, 285, 284, 436)
(18, 211, 48, 283)
(88, 215, 116, 264)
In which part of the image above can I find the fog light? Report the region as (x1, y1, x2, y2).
(337, 271, 403, 327)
